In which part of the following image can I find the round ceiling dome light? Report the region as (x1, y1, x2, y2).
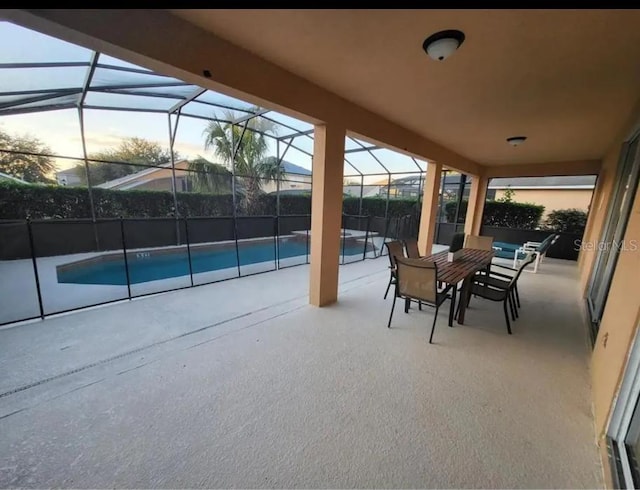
(422, 29, 466, 61)
(506, 136, 527, 147)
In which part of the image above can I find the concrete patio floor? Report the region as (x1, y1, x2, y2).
(0, 255, 602, 488)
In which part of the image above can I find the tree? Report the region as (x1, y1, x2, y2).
(186, 156, 232, 194)
(203, 109, 279, 213)
(0, 129, 56, 184)
(497, 186, 515, 203)
(543, 208, 588, 234)
(74, 137, 178, 185)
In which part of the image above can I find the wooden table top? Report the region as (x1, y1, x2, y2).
(421, 248, 494, 285)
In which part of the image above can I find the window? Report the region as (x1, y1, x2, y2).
(587, 133, 640, 337)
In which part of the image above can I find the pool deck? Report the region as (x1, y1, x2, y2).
(0, 249, 601, 488)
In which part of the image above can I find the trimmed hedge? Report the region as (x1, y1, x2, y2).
(0, 181, 422, 219)
(482, 201, 545, 229)
(445, 199, 545, 230)
(0, 182, 235, 219)
(543, 208, 588, 234)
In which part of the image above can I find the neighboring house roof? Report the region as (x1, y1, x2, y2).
(371, 174, 423, 187)
(342, 185, 379, 197)
(280, 160, 311, 176)
(96, 164, 170, 190)
(56, 168, 79, 177)
(260, 157, 311, 176)
(368, 174, 597, 191)
(96, 160, 191, 190)
(97, 158, 311, 191)
(488, 175, 597, 189)
(0, 172, 30, 184)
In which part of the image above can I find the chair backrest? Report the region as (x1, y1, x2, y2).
(404, 238, 421, 259)
(465, 234, 494, 251)
(509, 252, 536, 287)
(384, 240, 406, 269)
(395, 256, 438, 303)
(538, 234, 555, 254)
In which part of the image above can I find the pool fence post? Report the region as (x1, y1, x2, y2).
(233, 217, 242, 278)
(306, 227, 310, 264)
(184, 217, 194, 287)
(119, 217, 132, 300)
(382, 217, 391, 257)
(26, 219, 45, 319)
(362, 215, 370, 261)
(341, 215, 347, 265)
(453, 173, 467, 234)
(275, 216, 280, 270)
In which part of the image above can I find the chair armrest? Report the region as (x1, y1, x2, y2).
(489, 270, 514, 280)
(472, 276, 502, 288)
(491, 263, 516, 271)
(525, 241, 542, 247)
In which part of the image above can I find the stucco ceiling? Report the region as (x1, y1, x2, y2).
(170, 9, 640, 166)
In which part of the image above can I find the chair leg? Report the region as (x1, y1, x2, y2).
(384, 277, 392, 299)
(419, 301, 422, 311)
(511, 290, 519, 318)
(448, 286, 457, 327)
(514, 284, 521, 308)
(503, 299, 512, 334)
(387, 294, 397, 328)
(404, 298, 410, 313)
(533, 253, 540, 273)
(508, 294, 516, 321)
(429, 306, 439, 344)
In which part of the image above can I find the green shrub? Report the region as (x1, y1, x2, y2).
(345, 197, 420, 218)
(444, 200, 467, 223)
(542, 208, 588, 233)
(444, 199, 545, 230)
(482, 201, 545, 229)
(0, 181, 423, 220)
(0, 181, 236, 219)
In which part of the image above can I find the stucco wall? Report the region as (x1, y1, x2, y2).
(581, 106, 640, 441)
(493, 188, 594, 219)
(591, 183, 640, 438)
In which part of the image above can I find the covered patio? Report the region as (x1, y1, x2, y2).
(0, 257, 600, 488)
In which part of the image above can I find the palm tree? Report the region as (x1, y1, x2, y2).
(202, 109, 279, 214)
(186, 157, 232, 194)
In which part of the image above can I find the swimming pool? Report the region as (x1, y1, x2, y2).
(57, 238, 368, 286)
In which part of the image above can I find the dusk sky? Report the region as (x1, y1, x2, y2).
(0, 20, 426, 182)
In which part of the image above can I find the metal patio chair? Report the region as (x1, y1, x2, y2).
(464, 234, 494, 251)
(387, 256, 452, 344)
(403, 238, 422, 259)
(513, 233, 560, 273)
(383, 240, 406, 300)
(468, 252, 535, 334)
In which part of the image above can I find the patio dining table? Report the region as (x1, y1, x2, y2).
(420, 248, 495, 326)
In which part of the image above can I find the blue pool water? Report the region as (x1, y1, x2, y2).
(58, 239, 367, 286)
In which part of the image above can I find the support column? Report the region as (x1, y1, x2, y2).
(309, 124, 345, 307)
(464, 175, 489, 236)
(417, 161, 442, 256)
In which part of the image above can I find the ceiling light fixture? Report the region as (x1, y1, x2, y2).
(507, 136, 527, 147)
(422, 29, 465, 61)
